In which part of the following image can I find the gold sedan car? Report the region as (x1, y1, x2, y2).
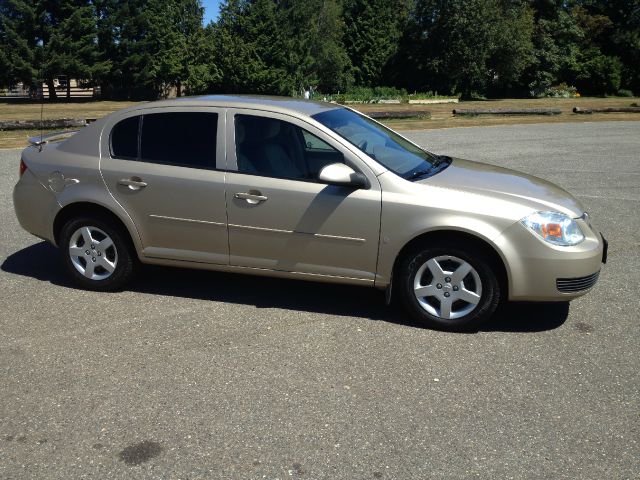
(13, 95, 607, 330)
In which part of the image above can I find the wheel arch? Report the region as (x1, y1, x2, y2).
(53, 202, 142, 257)
(391, 229, 510, 299)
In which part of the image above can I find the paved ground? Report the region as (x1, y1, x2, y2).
(1, 121, 638, 479)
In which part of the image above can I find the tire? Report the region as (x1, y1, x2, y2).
(397, 241, 501, 331)
(59, 214, 136, 291)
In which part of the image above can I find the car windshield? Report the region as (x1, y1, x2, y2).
(312, 108, 442, 180)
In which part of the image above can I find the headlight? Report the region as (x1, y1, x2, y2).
(520, 211, 584, 246)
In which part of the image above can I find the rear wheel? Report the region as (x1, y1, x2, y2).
(398, 242, 501, 331)
(59, 215, 135, 291)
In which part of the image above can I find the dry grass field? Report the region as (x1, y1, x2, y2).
(0, 96, 638, 148)
(358, 96, 640, 130)
(0, 100, 139, 122)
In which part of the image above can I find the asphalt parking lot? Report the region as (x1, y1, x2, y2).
(1, 121, 638, 479)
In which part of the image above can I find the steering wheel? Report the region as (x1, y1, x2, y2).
(358, 139, 368, 151)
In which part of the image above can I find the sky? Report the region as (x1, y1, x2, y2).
(202, 0, 223, 24)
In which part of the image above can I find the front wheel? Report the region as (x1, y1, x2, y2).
(397, 243, 501, 331)
(59, 215, 136, 291)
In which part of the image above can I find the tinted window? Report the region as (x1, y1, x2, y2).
(110, 116, 140, 159)
(235, 115, 344, 181)
(140, 112, 218, 169)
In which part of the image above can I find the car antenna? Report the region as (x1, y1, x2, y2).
(38, 58, 44, 151)
(39, 87, 44, 151)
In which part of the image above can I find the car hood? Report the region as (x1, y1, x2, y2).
(418, 158, 584, 217)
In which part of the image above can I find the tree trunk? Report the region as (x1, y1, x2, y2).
(46, 78, 57, 100)
(453, 108, 562, 116)
(176, 80, 182, 97)
(573, 106, 640, 114)
(66, 76, 71, 100)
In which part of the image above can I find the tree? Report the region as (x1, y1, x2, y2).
(522, 0, 584, 95)
(0, 0, 41, 93)
(208, 0, 352, 95)
(343, 0, 411, 87)
(207, 0, 291, 94)
(279, 0, 352, 93)
(570, 0, 640, 95)
(401, 0, 534, 96)
(488, 2, 535, 95)
(41, 0, 109, 99)
(96, 0, 209, 99)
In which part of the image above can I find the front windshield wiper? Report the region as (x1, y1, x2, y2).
(432, 154, 451, 167)
(406, 169, 434, 180)
(406, 156, 451, 181)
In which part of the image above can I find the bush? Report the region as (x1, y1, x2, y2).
(540, 83, 578, 98)
(465, 91, 488, 101)
(407, 91, 461, 100)
(617, 89, 634, 97)
(573, 50, 622, 96)
(321, 87, 458, 103)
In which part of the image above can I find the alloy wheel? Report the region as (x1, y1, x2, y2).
(413, 255, 482, 320)
(68, 226, 118, 281)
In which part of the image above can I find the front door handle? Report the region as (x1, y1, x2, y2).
(234, 192, 268, 204)
(118, 177, 148, 190)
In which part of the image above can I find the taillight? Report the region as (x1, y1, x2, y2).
(19, 159, 27, 177)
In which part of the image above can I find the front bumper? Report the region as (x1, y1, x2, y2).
(494, 218, 605, 301)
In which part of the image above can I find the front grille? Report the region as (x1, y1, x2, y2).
(556, 271, 600, 293)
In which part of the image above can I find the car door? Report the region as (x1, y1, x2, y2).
(99, 108, 228, 264)
(225, 109, 382, 282)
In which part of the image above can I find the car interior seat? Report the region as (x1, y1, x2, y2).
(236, 117, 304, 179)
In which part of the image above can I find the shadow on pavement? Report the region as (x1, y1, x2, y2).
(2, 241, 569, 333)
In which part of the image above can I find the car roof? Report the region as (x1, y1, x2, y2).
(120, 94, 343, 117)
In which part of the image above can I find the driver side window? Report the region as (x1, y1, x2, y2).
(234, 115, 344, 181)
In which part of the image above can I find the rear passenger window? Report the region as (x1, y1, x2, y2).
(110, 116, 139, 159)
(141, 112, 217, 169)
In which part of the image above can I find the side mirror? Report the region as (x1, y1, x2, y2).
(318, 163, 367, 188)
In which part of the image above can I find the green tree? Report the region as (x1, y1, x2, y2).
(207, 0, 290, 94)
(0, 0, 41, 92)
(208, 0, 352, 95)
(283, 0, 352, 93)
(570, 0, 639, 95)
(97, 0, 209, 99)
(343, 0, 411, 87)
(488, 2, 535, 95)
(522, 0, 582, 95)
(41, 0, 109, 99)
(403, 0, 534, 96)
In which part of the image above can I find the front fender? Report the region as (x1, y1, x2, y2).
(376, 210, 513, 288)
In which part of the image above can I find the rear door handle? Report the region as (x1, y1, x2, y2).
(118, 177, 148, 190)
(234, 192, 268, 204)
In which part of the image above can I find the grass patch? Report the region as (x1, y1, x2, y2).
(0, 100, 140, 122)
(1, 97, 638, 149)
(358, 96, 640, 130)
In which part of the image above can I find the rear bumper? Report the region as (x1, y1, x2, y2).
(13, 170, 59, 244)
(495, 218, 604, 301)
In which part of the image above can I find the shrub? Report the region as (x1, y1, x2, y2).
(617, 89, 634, 97)
(540, 83, 578, 98)
(407, 91, 461, 100)
(465, 91, 487, 101)
(322, 87, 458, 103)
